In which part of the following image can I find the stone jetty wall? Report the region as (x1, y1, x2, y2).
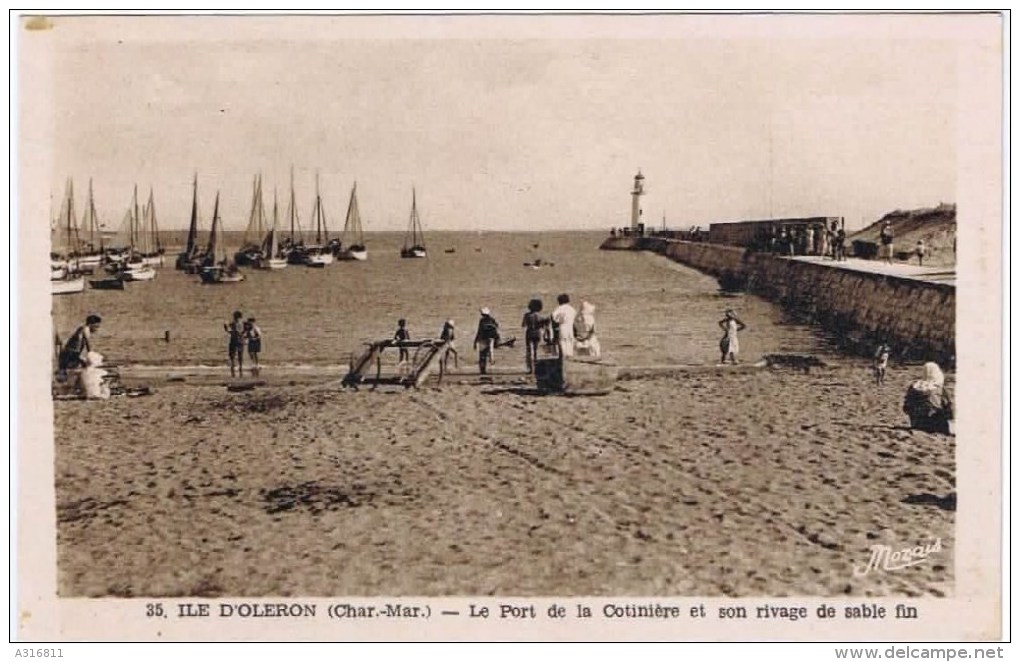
(600, 237, 955, 363)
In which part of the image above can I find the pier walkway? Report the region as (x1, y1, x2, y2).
(789, 256, 955, 286)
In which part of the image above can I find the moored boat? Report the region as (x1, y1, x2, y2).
(52, 276, 85, 295)
(256, 188, 289, 270)
(338, 181, 368, 261)
(198, 191, 245, 284)
(119, 265, 156, 282)
(89, 278, 125, 291)
(303, 173, 334, 268)
(400, 188, 428, 258)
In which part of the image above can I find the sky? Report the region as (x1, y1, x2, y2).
(19, 13, 979, 233)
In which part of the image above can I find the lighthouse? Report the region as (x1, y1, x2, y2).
(630, 170, 645, 233)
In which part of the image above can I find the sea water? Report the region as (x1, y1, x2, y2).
(51, 231, 835, 369)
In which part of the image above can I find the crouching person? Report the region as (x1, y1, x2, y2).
(902, 362, 953, 434)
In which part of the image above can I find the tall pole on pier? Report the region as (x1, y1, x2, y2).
(631, 170, 645, 232)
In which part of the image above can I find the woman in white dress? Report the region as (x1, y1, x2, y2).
(573, 301, 601, 358)
(718, 309, 747, 365)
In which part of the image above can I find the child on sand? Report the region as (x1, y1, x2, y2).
(718, 309, 747, 365)
(246, 317, 262, 375)
(394, 319, 410, 365)
(440, 319, 459, 369)
(873, 342, 891, 386)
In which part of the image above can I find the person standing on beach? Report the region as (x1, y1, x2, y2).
(718, 309, 746, 365)
(835, 227, 847, 262)
(225, 311, 245, 377)
(474, 308, 500, 374)
(573, 301, 601, 358)
(916, 240, 926, 266)
(880, 221, 895, 264)
(521, 298, 547, 373)
(440, 319, 459, 370)
(873, 342, 892, 386)
(246, 317, 262, 375)
(394, 319, 411, 366)
(551, 293, 578, 358)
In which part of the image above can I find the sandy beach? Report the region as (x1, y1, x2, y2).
(54, 361, 954, 598)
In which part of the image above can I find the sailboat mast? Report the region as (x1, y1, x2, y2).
(208, 191, 221, 262)
(186, 174, 198, 256)
(269, 188, 280, 257)
(149, 187, 160, 251)
(315, 172, 323, 244)
(289, 166, 296, 241)
(66, 178, 79, 255)
(132, 184, 140, 252)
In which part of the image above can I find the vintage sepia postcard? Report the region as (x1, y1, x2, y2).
(14, 12, 1005, 644)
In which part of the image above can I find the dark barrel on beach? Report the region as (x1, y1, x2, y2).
(535, 354, 618, 395)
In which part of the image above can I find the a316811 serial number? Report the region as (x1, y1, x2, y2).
(14, 650, 63, 658)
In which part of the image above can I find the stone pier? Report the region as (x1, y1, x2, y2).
(600, 236, 956, 364)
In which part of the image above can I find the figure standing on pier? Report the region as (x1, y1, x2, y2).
(880, 220, 895, 264)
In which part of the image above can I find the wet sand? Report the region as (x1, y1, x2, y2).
(54, 362, 954, 597)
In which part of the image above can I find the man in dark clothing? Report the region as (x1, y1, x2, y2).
(58, 314, 102, 375)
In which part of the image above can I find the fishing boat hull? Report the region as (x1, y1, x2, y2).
(89, 278, 126, 291)
(305, 252, 334, 267)
(52, 277, 85, 295)
(199, 266, 245, 284)
(400, 247, 427, 259)
(141, 254, 165, 268)
(119, 266, 157, 282)
(338, 248, 367, 261)
(76, 253, 104, 268)
(256, 257, 289, 270)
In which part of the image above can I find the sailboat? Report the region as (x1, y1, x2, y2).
(76, 179, 105, 269)
(337, 181, 367, 261)
(303, 173, 335, 267)
(283, 168, 307, 265)
(50, 179, 86, 295)
(256, 189, 288, 270)
(115, 186, 156, 281)
(400, 188, 427, 258)
(176, 174, 207, 272)
(139, 188, 165, 267)
(199, 192, 245, 284)
(236, 174, 269, 266)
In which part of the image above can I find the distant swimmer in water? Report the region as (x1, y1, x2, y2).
(224, 311, 244, 377)
(718, 309, 746, 365)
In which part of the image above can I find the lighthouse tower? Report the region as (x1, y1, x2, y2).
(630, 170, 646, 233)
